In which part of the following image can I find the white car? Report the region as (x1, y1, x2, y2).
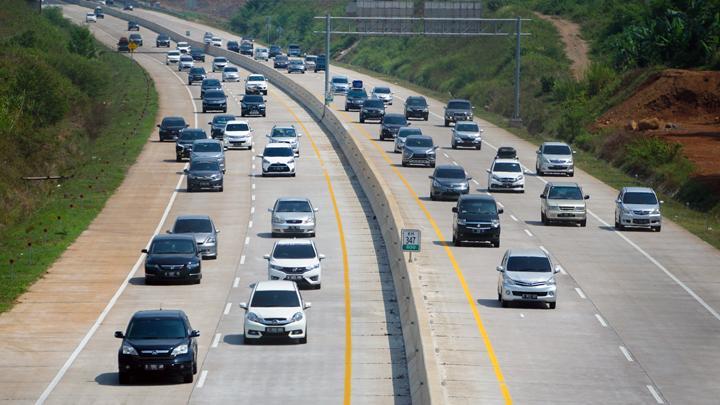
(267, 125, 301, 156)
(85, 12, 97, 23)
(223, 120, 253, 150)
(331, 75, 350, 94)
(166, 50, 181, 65)
(264, 240, 324, 288)
(254, 48, 269, 61)
(487, 159, 525, 192)
(239, 280, 311, 344)
(212, 57, 228, 72)
(304, 55, 317, 70)
(371, 86, 393, 105)
(222, 66, 240, 82)
(178, 55, 194, 71)
(497, 249, 559, 309)
(176, 41, 191, 54)
(245, 74, 268, 95)
(259, 143, 295, 177)
(211, 37, 222, 47)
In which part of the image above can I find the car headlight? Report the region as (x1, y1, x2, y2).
(427, 149, 436, 156)
(307, 263, 320, 270)
(171, 344, 188, 356)
(543, 157, 551, 163)
(121, 342, 138, 355)
(515, 175, 524, 182)
(545, 278, 556, 286)
(247, 312, 263, 323)
(262, 158, 270, 164)
(622, 206, 633, 214)
(504, 277, 517, 286)
(210, 174, 221, 180)
(651, 208, 660, 214)
(548, 205, 560, 211)
(457, 218, 466, 225)
(206, 237, 216, 244)
(432, 180, 441, 188)
(259, 104, 266, 108)
(272, 216, 283, 224)
(492, 174, 502, 181)
(491, 219, 500, 228)
(270, 264, 284, 271)
(303, 217, 314, 224)
(187, 261, 199, 268)
(291, 312, 304, 322)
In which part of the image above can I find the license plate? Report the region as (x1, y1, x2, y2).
(558, 213, 575, 217)
(265, 327, 284, 334)
(165, 271, 179, 277)
(288, 226, 300, 230)
(634, 219, 649, 224)
(145, 364, 164, 371)
(473, 228, 487, 233)
(521, 294, 537, 300)
(287, 275, 303, 281)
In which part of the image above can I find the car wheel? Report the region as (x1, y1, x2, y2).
(183, 371, 194, 383)
(541, 211, 547, 225)
(299, 332, 307, 344)
(176, 155, 182, 162)
(569, 172, 574, 177)
(424, 114, 429, 121)
(291, 173, 296, 177)
(223, 108, 227, 113)
(615, 217, 623, 230)
(536, 165, 543, 176)
(501, 297, 509, 308)
(262, 113, 266, 117)
(118, 371, 131, 385)
(219, 186, 224, 192)
(453, 234, 461, 247)
(359, 116, 364, 123)
(444, 120, 449, 127)
(476, 144, 482, 150)
(401, 161, 408, 167)
(202, 108, 206, 113)
(193, 360, 197, 375)
(344, 107, 349, 112)
(653, 225, 661, 232)
(430, 162, 436, 168)
(492, 238, 500, 248)
(451, 141, 457, 149)
(580, 219, 587, 227)
(548, 302, 557, 309)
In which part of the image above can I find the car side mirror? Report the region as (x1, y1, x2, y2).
(554, 265, 561, 274)
(319, 254, 326, 260)
(540, 194, 546, 199)
(452, 207, 458, 213)
(238, 302, 248, 310)
(208, 122, 212, 125)
(486, 169, 490, 173)
(263, 254, 270, 260)
(166, 230, 172, 234)
(467, 177, 472, 181)
(185, 124, 190, 128)
(407, 122, 411, 126)
(224, 146, 228, 150)
(659, 200, 664, 204)
(428, 176, 434, 180)
(250, 129, 255, 132)
(156, 124, 161, 128)
(114, 331, 124, 338)
(314, 208, 319, 212)
(496, 266, 504, 272)
(573, 150, 577, 154)
(256, 154, 264, 158)
(615, 199, 621, 203)
(303, 302, 312, 310)
(216, 229, 220, 233)
(298, 133, 303, 137)
(190, 330, 200, 338)
(498, 208, 504, 214)
(536, 150, 541, 154)
(141, 248, 148, 254)
(183, 169, 189, 174)
(267, 208, 273, 212)
(584, 195, 590, 200)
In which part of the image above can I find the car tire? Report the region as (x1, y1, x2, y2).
(444, 120, 449, 127)
(501, 297, 509, 308)
(202, 108, 206, 113)
(193, 360, 197, 375)
(580, 219, 587, 227)
(145, 278, 153, 286)
(262, 113, 266, 117)
(541, 211, 547, 225)
(118, 371, 131, 385)
(451, 141, 457, 149)
(569, 172, 574, 177)
(219, 186, 224, 192)
(299, 333, 307, 344)
(176, 155, 182, 162)
(615, 218, 623, 230)
(344, 107, 349, 112)
(401, 161, 408, 167)
(430, 162, 436, 168)
(492, 238, 500, 248)
(453, 234, 461, 247)
(359, 116, 364, 123)
(548, 302, 557, 309)
(476, 144, 482, 150)
(424, 114, 429, 121)
(291, 173, 296, 177)
(223, 108, 227, 113)
(653, 225, 661, 232)
(183, 371, 194, 384)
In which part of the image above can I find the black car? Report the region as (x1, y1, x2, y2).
(379, 113, 408, 140)
(185, 158, 224, 192)
(117, 37, 130, 53)
(142, 234, 202, 284)
(240, 94, 266, 117)
(240, 42, 253, 56)
(405, 96, 429, 121)
(157, 116, 188, 142)
(227, 40, 240, 52)
(94, 6, 104, 18)
(429, 165, 470, 201)
(359, 99, 385, 123)
(156, 34, 171, 47)
(495, 146, 518, 160)
(176, 128, 208, 161)
(115, 310, 199, 384)
(273, 55, 289, 69)
(208, 114, 236, 139)
(190, 48, 205, 62)
(187, 67, 206, 85)
(444, 99, 474, 127)
(402, 135, 437, 167)
(314, 54, 327, 72)
(269, 44, 282, 58)
(344, 88, 368, 112)
(128, 21, 139, 31)
(200, 78, 222, 99)
(128, 33, 143, 47)
(202, 90, 227, 113)
(452, 194, 503, 247)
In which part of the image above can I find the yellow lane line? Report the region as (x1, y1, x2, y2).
(337, 108, 512, 403)
(274, 93, 352, 405)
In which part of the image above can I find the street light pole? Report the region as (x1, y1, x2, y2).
(510, 16, 523, 127)
(324, 13, 331, 106)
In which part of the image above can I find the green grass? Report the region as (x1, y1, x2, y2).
(0, 44, 158, 313)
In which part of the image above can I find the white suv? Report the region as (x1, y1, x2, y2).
(264, 240, 324, 288)
(223, 120, 253, 150)
(497, 248, 560, 309)
(487, 159, 525, 192)
(166, 50, 181, 65)
(245, 74, 268, 95)
(239, 280, 311, 344)
(536, 141, 575, 176)
(178, 55, 193, 71)
(259, 143, 296, 177)
(176, 41, 191, 54)
(85, 12, 97, 23)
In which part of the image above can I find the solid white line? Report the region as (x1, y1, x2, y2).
(594, 314, 608, 327)
(240, 255, 246, 265)
(211, 333, 221, 348)
(510, 214, 518, 222)
(245, 236, 250, 245)
(538, 245, 549, 254)
(524, 229, 533, 237)
(574, 287, 587, 299)
(197, 370, 208, 388)
(647, 385, 664, 404)
(233, 277, 240, 288)
(223, 303, 232, 315)
(248, 220, 253, 228)
(619, 346, 634, 362)
(471, 179, 479, 185)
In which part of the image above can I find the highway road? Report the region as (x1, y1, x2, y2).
(0, 6, 409, 404)
(119, 7, 720, 405)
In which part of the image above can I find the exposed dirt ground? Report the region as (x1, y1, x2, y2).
(535, 12, 590, 80)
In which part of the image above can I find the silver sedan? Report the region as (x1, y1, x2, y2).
(269, 198, 318, 237)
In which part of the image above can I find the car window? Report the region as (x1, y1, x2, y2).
(406, 97, 427, 106)
(383, 115, 407, 125)
(405, 137, 433, 148)
(332, 77, 348, 84)
(272, 128, 297, 137)
(189, 161, 220, 171)
(459, 200, 497, 215)
(543, 145, 572, 155)
(150, 239, 196, 254)
(243, 95, 263, 102)
(273, 244, 316, 259)
(548, 186, 583, 200)
(435, 168, 466, 179)
(251, 290, 300, 307)
(364, 100, 384, 108)
(276, 200, 312, 213)
(163, 118, 185, 126)
(397, 128, 422, 138)
(448, 101, 471, 109)
(623, 192, 658, 204)
(174, 219, 212, 233)
(264, 147, 293, 157)
(193, 142, 222, 152)
(456, 123, 479, 132)
(126, 318, 186, 339)
(493, 162, 522, 172)
(506, 256, 551, 272)
(180, 131, 206, 140)
(226, 123, 249, 132)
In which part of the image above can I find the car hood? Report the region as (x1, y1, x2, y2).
(269, 136, 297, 144)
(506, 271, 553, 284)
(146, 253, 198, 265)
(435, 178, 468, 187)
(455, 130, 481, 138)
(263, 156, 294, 164)
(547, 198, 585, 207)
(404, 146, 434, 154)
(223, 71, 239, 76)
(492, 171, 523, 179)
(459, 213, 497, 222)
(446, 108, 472, 114)
(622, 203, 659, 211)
(204, 96, 226, 102)
(274, 212, 313, 221)
(188, 170, 222, 177)
(543, 154, 573, 162)
(177, 140, 196, 147)
(125, 338, 186, 351)
(191, 152, 223, 160)
(225, 130, 251, 137)
(347, 95, 367, 101)
(250, 307, 302, 320)
(163, 125, 185, 131)
(243, 101, 264, 106)
(247, 81, 266, 86)
(270, 258, 319, 268)
(383, 123, 404, 130)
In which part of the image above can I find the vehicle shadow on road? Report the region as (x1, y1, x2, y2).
(524, 220, 544, 227)
(432, 240, 452, 247)
(128, 277, 147, 286)
(223, 334, 298, 346)
(476, 298, 502, 308)
(95, 372, 183, 386)
(256, 232, 273, 239)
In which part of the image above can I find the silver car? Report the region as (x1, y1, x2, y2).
(536, 141, 575, 176)
(331, 75, 349, 94)
(497, 248, 560, 309)
(167, 215, 219, 259)
(190, 139, 226, 173)
(615, 186, 663, 231)
(269, 198, 318, 237)
(371, 86, 393, 105)
(222, 66, 240, 82)
(394, 127, 422, 153)
(267, 125, 301, 156)
(212, 57, 228, 72)
(540, 182, 589, 227)
(451, 121, 483, 150)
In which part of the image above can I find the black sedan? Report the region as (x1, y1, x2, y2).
(240, 94, 266, 117)
(156, 34, 171, 47)
(190, 48, 205, 62)
(208, 114, 236, 139)
(429, 165, 470, 201)
(344, 88, 367, 112)
(379, 113, 408, 140)
(157, 116, 188, 142)
(227, 40, 240, 52)
(142, 234, 202, 284)
(187, 67, 206, 85)
(115, 310, 199, 384)
(202, 90, 228, 113)
(185, 159, 223, 192)
(359, 98, 385, 123)
(176, 128, 208, 161)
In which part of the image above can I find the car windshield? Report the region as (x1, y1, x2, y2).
(150, 239, 196, 254)
(226, 123, 249, 132)
(623, 192, 658, 205)
(243, 95, 263, 103)
(290, 60, 303, 65)
(193, 142, 222, 152)
(272, 128, 296, 138)
(248, 75, 265, 82)
(205, 90, 225, 98)
(158, 35, 170, 40)
(178, 42, 188, 47)
(364, 100, 384, 108)
(203, 80, 221, 87)
(548, 186, 583, 200)
(276, 56, 288, 61)
(191, 49, 202, 55)
(332, 77, 348, 84)
(174, 219, 212, 233)
(383, 115, 407, 125)
(126, 318, 186, 339)
(435, 168, 466, 179)
(215, 57, 227, 63)
(398, 128, 422, 138)
(180, 56, 192, 61)
(373, 87, 390, 94)
(276, 200, 312, 213)
(456, 123, 479, 132)
(213, 116, 234, 125)
(348, 89, 367, 98)
(180, 131, 206, 141)
(407, 98, 427, 106)
(224, 67, 238, 72)
(264, 147, 293, 157)
(190, 68, 204, 74)
(250, 290, 300, 308)
(190, 161, 220, 171)
(163, 118, 185, 127)
(493, 162, 522, 172)
(168, 51, 180, 56)
(448, 101, 471, 109)
(405, 137, 433, 148)
(507, 256, 551, 272)
(544, 145, 572, 155)
(459, 200, 497, 215)
(273, 244, 316, 259)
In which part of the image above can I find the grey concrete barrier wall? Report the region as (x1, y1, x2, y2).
(65, 2, 443, 402)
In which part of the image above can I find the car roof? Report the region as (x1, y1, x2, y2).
(274, 239, 314, 247)
(131, 309, 185, 319)
(548, 182, 580, 188)
(151, 233, 196, 242)
(434, 164, 463, 172)
(506, 248, 549, 258)
(493, 159, 521, 165)
(448, 99, 471, 103)
(192, 139, 222, 145)
(276, 197, 310, 203)
(226, 120, 249, 125)
(459, 194, 495, 202)
(255, 280, 297, 291)
(542, 141, 570, 146)
(265, 142, 293, 149)
(175, 214, 212, 221)
(406, 135, 432, 141)
(623, 186, 655, 193)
